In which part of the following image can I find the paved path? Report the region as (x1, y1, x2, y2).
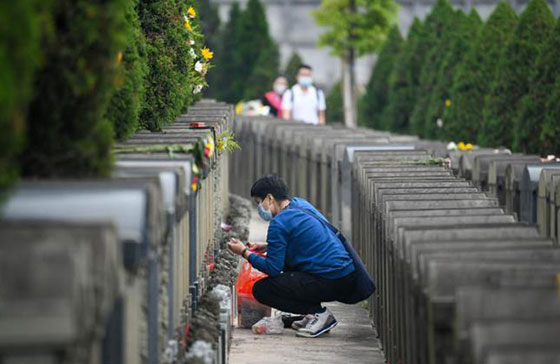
(229, 216, 386, 364)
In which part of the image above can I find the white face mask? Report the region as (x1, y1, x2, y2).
(273, 84, 287, 95)
(298, 76, 313, 87)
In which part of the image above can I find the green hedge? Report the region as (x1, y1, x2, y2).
(21, 0, 129, 177)
(138, 0, 192, 131)
(326, 81, 344, 124)
(106, 0, 148, 141)
(0, 0, 45, 193)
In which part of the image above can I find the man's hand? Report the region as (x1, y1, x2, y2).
(227, 238, 246, 256)
(247, 241, 268, 253)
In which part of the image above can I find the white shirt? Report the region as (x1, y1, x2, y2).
(281, 85, 326, 125)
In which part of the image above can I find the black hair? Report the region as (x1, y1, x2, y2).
(299, 64, 312, 72)
(250, 174, 290, 201)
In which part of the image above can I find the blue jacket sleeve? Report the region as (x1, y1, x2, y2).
(247, 219, 288, 277)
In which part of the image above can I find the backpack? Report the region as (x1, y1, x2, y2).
(289, 85, 323, 112)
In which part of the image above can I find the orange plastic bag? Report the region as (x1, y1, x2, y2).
(235, 260, 271, 327)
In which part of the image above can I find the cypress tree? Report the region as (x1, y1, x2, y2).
(409, 0, 455, 138)
(479, 0, 554, 148)
(284, 52, 304, 86)
(243, 41, 280, 100)
(326, 81, 344, 124)
(514, 17, 560, 154)
(359, 26, 403, 129)
(381, 18, 424, 133)
(237, 0, 276, 101)
(138, 0, 193, 131)
(541, 77, 560, 155)
(106, 0, 148, 141)
(21, 0, 128, 177)
(213, 3, 243, 103)
(443, 2, 518, 143)
(425, 9, 481, 140)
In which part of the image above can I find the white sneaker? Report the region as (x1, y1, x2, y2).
(291, 314, 314, 330)
(296, 308, 338, 338)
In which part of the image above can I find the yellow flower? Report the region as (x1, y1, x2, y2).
(187, 6, 196, 18)
(458, 141, 466, 151)
(445, 99, 451, 108)
(115, 51, 123, 66)
(185, 20, 192, 31)
(465, 143, 473, 150)
(201, 47, 213, 60)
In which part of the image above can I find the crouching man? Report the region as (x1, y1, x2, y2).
(228, 175, 359, 338)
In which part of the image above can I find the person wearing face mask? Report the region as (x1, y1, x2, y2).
(227, 175, 360, 338)
(281, 64, 326, 125)
(261, 76, 288, 117)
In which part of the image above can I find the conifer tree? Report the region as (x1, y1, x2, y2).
(424, 9, 481, 140)
(284, 52, 304, 86)
(443, 2, 518, 143)
(514, 17, 560, 153)
(409, 0, 455, 137)
(359, 26, 403, 129)
(213, 3, 243, 103)
(478, 0, 554, 148)
(541, 77, 560, 155)
(381, 18, 424, 133)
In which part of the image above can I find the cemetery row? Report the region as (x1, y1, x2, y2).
(231, 115, 560, 364)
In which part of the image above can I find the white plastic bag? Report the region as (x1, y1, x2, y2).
(251, 315, 284, 335)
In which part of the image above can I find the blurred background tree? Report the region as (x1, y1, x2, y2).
(313, 0, 399, 128)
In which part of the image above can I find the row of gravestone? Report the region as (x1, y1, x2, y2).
(229, 115, 560, 364)
(0, 100, 234, 364)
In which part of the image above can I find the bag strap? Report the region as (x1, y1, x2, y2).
(291, 206, 341, 237)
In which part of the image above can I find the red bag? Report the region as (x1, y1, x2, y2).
(235, 259, 271, 327)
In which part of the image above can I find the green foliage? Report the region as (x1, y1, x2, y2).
(541, 77, 560, 155)
(213, 3, 243, 103)
(106, 0, 148, 141)
(425, 9, 481, 140)
(213, 0, 278, 103)
(237, 0, 277, 100)
(138, 0, 193, 131)
(244, 41, 280, 100)
(442, 2, 517, 144)
(21, 0, 129, 178)
(313, 0, 399, 57)
(359, 26, 403, 129)
(514, 18, 560, 154)
(284, 52, 304, 86)
(198, 0, 221, 98)
(381, 18, 424, 133)
(0, 0, 46, 193)
(479, 0, 554, 148)
(409, 0, 456, 138)
(326, 81, 344, 124)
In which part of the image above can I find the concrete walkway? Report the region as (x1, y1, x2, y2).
(229, 216, 386, 364)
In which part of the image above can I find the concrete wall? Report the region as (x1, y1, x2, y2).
(213, 0, 560, 92)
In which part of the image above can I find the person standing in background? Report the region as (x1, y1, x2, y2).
(282, 65, 326, 125)
(262, 76, 288, 117)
